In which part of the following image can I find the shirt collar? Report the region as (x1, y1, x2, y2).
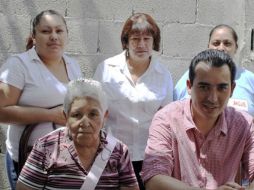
(184, 99, 228, 136)
(27, 47, 41, 62)
(184, 99, 196, 131)
(27, 46, 70, 65)
(64, 127, 108, 157)
(215, 110, 228, 135)
(114, 50, 166, 75)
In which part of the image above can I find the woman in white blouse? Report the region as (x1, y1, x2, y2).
(0, 10, 82, 189)
(94, 12, 174, 190)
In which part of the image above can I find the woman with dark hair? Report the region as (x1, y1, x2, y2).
(0, 10, 82, 189)
(94, 13, 173, 190)
(174, 24, 254, 116)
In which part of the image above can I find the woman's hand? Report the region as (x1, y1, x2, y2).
(216, 182, 245, 190)
(49, 105, 66, 126)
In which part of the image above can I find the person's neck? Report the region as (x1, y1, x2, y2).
(194, 118, 218, 137)
(191, 107, 219, 137)
(75, 139, 100, 170)
(39, 54, 63, 67)
(127, 57, 150, 82)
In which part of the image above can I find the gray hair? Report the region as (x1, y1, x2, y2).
(63, 78, 108, 114)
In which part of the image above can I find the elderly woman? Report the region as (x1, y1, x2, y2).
(16, 78, 139, 190)
(94, 13, 174, 190)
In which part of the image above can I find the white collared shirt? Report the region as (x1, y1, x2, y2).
(0, 47, 83, 161)
(94, 51, 173, 161)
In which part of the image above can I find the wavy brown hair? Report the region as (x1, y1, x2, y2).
(121, 13, 161, 51)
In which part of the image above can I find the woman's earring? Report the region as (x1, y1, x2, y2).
(126, 49, 129, 58)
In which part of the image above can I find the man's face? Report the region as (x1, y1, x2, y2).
(187, 61, 235, 122)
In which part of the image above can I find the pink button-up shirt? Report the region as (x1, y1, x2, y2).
(142, 99, 254, 189)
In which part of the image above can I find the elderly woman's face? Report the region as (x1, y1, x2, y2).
(67, 97, 105, 147)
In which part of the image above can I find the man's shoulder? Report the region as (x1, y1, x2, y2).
(224, 107, 253, 125)
(158, 100, 187, 117)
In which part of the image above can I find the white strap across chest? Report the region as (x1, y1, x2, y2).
(80, 134, 117, 190)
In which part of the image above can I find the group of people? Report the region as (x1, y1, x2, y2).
(0, 9, 253, 190)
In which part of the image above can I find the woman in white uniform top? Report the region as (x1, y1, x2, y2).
(0, 10, 82, 189)
(94, 13, 174, 190)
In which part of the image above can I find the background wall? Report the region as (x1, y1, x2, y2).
(0, 0, 253, 189)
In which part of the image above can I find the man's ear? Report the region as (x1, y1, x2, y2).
(187, 80, 192, 95)
(31, 34, 36, 45)
(230, 81, 236, 97)
(63, 110, 67, 119)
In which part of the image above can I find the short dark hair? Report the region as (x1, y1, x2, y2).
(208, 24, 238, 49)
(189, 49, 236, 85)
(121, 13, 160, 51)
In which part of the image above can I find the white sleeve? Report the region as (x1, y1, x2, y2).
(0, 56, 26, 90)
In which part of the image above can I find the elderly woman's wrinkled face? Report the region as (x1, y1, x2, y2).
(67, 97, 106, 147)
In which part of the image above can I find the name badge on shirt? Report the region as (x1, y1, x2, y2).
(228, 98, 248, 111)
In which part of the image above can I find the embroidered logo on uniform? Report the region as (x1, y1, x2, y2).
(228, 98, 248, 111)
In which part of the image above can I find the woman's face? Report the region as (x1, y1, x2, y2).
(208, 27, 237, 58)
(127, 32, 154, 62)
(67, 97, 106, 148)
(33, 14, 68, 61)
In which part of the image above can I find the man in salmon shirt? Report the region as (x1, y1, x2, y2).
(142, 49, 254, 190)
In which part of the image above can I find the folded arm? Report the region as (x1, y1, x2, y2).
(145, 175, 244, 190)
(16, 181, 36, 190)
(0, 82, 66, 125)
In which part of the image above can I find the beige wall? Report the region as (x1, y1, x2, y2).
(0, 0, 253, 189)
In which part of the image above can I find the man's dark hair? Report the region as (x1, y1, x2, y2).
(189, 49, 236, 85)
